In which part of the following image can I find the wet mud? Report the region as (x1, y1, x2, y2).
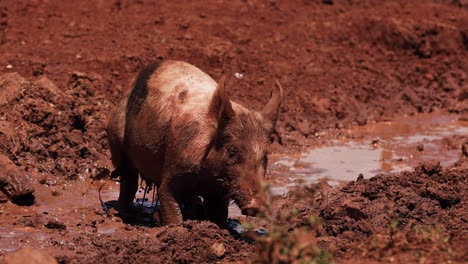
(268, 114, 468, 195)
(0, 0, 467, 263)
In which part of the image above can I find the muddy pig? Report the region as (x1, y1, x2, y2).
(107, 60, 283, 227)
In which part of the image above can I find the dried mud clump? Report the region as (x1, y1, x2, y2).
(0, 153, 34, 205)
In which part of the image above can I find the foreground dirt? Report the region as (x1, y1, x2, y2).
(1, 146, 466, 263)
(272, 156, 468, 263)
(0, 0, 467, 263)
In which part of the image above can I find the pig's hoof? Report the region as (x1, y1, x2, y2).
(117, 204, 138, 217)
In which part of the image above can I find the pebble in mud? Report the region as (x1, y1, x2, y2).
(210, 242, 226, 258)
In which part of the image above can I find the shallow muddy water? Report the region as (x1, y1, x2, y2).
(267, 114, 468, 195)
(0, 179, 164, 253)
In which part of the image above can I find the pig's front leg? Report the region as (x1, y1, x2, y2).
(204, 196, 229, 228)
(158, 176, 183, 225)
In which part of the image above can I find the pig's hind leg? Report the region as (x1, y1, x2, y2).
(107, 99, 139, 214)
(158, 171, 184, 225)
(117, 162, 139, 216)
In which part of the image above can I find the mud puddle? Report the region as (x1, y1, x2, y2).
(0, 177, 249, 254)
(0, 180, 130, 253)
(268, 114, 468, 196)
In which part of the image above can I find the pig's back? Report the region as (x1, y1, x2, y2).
(125, 61, 217, 181)
(146, 60, 217, 117)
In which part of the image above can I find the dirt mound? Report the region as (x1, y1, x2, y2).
(0, 72, 112, 182)
(351, 7, 468, 57)
(274, 156, 468, 263)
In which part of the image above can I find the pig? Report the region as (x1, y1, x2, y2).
(107, 60, 283, 227)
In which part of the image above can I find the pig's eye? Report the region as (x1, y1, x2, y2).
(226, 148, 239, 165)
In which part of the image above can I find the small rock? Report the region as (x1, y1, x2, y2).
(234, 72, 243, 79)
(2, 248, 57, 264)
(6, 64, 13, 69)
(210, 242, 226, 258)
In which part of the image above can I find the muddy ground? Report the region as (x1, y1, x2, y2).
(0, 0, 467, 263)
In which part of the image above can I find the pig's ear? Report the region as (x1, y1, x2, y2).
(261, 80, 283, 134)
(209, 76, 235, 124)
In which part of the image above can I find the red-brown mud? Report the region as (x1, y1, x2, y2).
(0, 0, 467, 263)
(271, 157, 468, 263)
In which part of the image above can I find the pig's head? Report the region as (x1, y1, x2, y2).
(203, 78, 283, 216)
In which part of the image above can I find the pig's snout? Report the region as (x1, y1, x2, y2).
(241, 198, 260, 216)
